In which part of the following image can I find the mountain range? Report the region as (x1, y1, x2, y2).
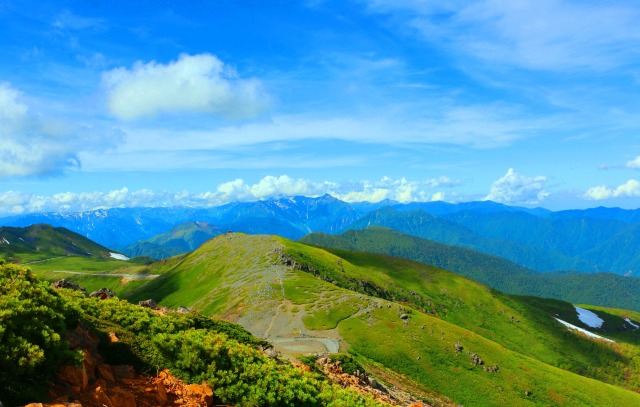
(3, 195, 640, 275)
(301, 227, 640, 311)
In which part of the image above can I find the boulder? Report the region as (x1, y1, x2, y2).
(51, 279, 87, 295)
(57, 363, 89, 391)
(138, 299, 157, 309)
(89, 288, 116, 300)
(109, 387, 136, 407)
(186, 383, 214, 405)
(97, 364, 115, 382)
(263, 347, 279, 359)
(470, 353, 484, 366)
(112, 365, 136, 380)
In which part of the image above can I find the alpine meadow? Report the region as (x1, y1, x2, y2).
(3, 1, 640, 407)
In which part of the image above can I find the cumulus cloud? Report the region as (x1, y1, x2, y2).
(584, 179, 640, 200)
(484, 168, 549, 204)
(102, 53, 269, 120)
(0, 82, 123, 178)
(626, 156, 640, 170)
(0, 175, 463, 216)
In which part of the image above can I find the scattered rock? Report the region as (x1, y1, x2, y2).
(138, 299, 157, 309)
(484, 365, 499, 373)
(399, 314, 409, 320)
(454, 341, 463, 353)
(263, 347, 279, 359)
(112, 365, 135, 380)
(470, 353, 484, 366)
(51, 279, 87, 295)
(176, 306, 190, 314)
(89, 288, 116, 300)
(36, 324, 217, 407)
(524, 390, 531, 397)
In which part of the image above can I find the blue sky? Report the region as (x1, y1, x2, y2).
(2, 0, 640, 215)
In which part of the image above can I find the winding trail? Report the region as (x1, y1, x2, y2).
(264, 270, 287, 339)
(20, 257, 64, 265)
(52, 270, 158, 280)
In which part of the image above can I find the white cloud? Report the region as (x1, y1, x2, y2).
(626, 156, 640, 169)
(484, 168, 549, 204)
(0, 175, 463, 216)
(367, 1, 640, 71)
(0, 82, 123, 178)
(102, 53, 270, 120)
(584, 179, 640, 200)
(52, 10, 106, 31)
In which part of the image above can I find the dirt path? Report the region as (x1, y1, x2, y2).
(52, 270, 158, 280)
(20, 256, 64, 265)
(270, 337, 340, 353)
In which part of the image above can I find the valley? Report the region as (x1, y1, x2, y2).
(4, 199, 640, 406)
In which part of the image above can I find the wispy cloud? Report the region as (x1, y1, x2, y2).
(52, 10, 106, 31)
(484, 168, 549, 204)
(107, 104, 550, 152)
(0, 175, 463, 216)
(366, 0, 640, 71)
(0, 82, 123, 178)
(102, 53, 270, 120)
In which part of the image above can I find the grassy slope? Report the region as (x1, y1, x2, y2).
(345, 207, 584, 271)
(300, 227, 640, 311)
(26, 256, 155, 296)
(123, 233, 640, 406)
(0, 224, 114, 263)
(0, 224, 155, 295)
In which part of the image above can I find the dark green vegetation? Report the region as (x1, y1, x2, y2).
(116, 233, 640, 406)
(0, 261, 390, 407)
(0, 260, 81, 405)
(0, 224, 114, 263)
(346, 207, 586, 272)
(122, 221, 222, 259)
(345, 205, 640, 275)
(7, 197, 640, 276)
(0, 225, 160, 297)
(301, 227, 640, 311)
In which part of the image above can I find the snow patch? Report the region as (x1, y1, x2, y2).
(109, 252, 130, 261)
(625, 318, 639, 329)
(554, 318, 614, 343)
(1, 237, 9, 245)
(575, 306, 604, 328)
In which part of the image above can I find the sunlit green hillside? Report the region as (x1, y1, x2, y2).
(117, 233, 640, 406)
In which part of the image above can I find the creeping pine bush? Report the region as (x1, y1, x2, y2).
(0, 260, 389, 407)
(0, 261, 80, 405)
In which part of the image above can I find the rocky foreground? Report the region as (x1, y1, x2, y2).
(19, 322, 428, 407)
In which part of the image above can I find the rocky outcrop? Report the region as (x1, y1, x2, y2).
(89, 288, 116, 300)
(470, 353, 484, 366)
(311, 356, 423, 406)
(51, 279, 87, 296)
(138, 299, 157, 309)
(21, 324, 216, 407)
